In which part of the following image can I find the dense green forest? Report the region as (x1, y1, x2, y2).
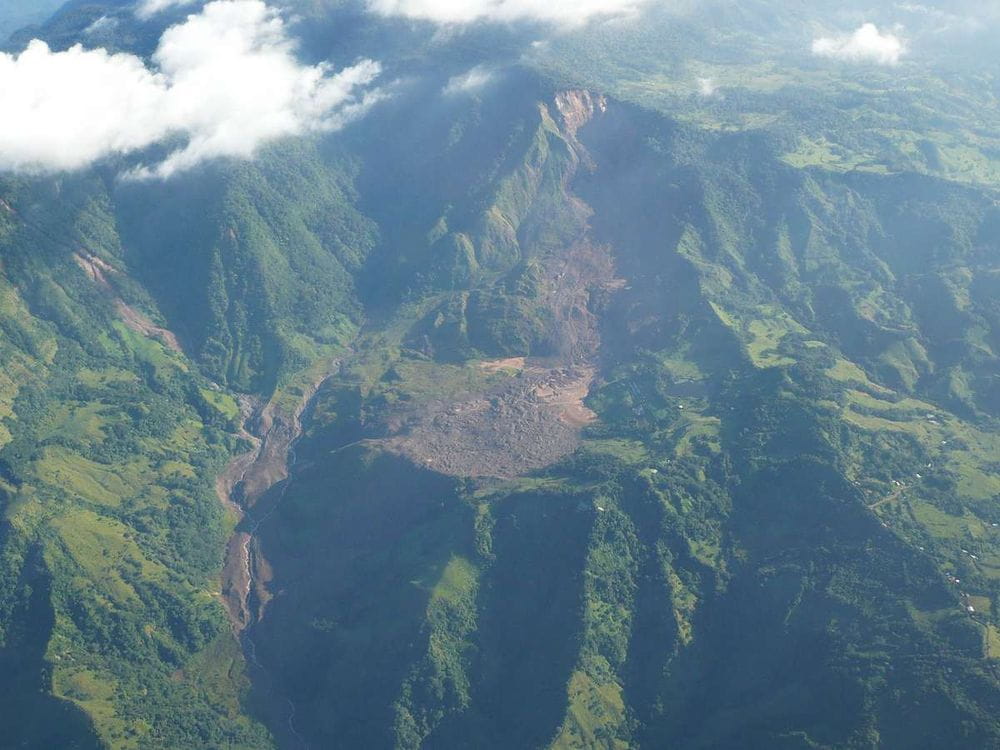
(2, 1, 1000, 748)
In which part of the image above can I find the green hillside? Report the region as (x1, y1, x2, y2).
(245, 91, 1000, 749)
(0, 173, 270, 747)
(2, 1, 1000, 748)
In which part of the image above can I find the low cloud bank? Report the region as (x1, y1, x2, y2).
(0, 0, 381, 178)
(136, 0, 198, 20)
(443, 66, 495, 95)
(696, 77, 717, 97)
(366, 0, 647, 26)
(812, 23, 906, 65)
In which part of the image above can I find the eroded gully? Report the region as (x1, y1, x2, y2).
(217, 362, 343, 748)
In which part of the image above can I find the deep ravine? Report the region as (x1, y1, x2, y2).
(216, 359, 345, 749)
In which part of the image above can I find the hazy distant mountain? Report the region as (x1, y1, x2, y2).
(0, 0, 65, 42)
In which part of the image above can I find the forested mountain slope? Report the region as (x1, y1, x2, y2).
(2, 1, 1000, 749)
(248, 86, 1000, 750)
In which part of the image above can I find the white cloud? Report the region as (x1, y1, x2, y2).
(0, 0, 381, 178)
(136, 0, 198, 20)
(84, 15, 120, 35)
(812, 23, 906, 65)
(443, 65, 494, 95)
(366, 0, 647, 26)
(696, 76, 716, 97)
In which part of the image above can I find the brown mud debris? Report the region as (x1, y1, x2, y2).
(73, 251, 184, 353)
(217, 370, 339, 633)
(381, 91, 619, 480)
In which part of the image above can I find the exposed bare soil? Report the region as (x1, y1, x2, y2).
(386, 361, 597, 479)
(73, 251, 184, 353)
(218, 371, 337, 632)
(381, 94, 621, 479)
(115, 300, 184, 353)
(214, 396, 264, 512)
(219, 90, 619, 623)
(478, 356, 527, 374)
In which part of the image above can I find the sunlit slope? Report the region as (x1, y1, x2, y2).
(530, 0, 1000, 191)
(0, 174, 277, 747)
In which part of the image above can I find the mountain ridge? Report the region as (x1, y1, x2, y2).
(2, 2, 1000, 748)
